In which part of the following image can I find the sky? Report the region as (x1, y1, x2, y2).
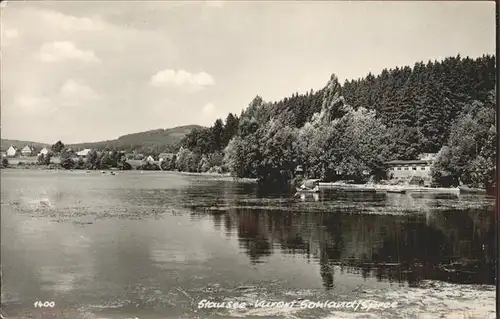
(0, 1, 496, 144)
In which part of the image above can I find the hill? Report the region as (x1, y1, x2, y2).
(0, 139, 49, 152)
(1, 125, 204, 154)
(68, 125, 204, 154)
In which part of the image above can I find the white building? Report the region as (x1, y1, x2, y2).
(38, 147, 49, 156)
(21, 145, 33, 156)
(76, 149, 92, 157)
(6, 146, 18, 157)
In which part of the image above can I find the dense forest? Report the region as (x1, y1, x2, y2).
(173, 54, 496, 189)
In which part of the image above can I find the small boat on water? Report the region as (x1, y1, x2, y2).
(296, 185, 320, 193)
(386, 187, 406, 194)
(296, 179, 321, 193)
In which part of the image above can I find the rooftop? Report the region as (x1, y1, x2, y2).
(384, 159, 431, 165)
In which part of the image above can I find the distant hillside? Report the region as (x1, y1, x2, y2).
(68, 125, 204, 154)
(1, 125, 204, 154)
(0, 139, 49, 152)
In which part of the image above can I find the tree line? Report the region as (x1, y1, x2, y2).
(173, 54, 496, 189)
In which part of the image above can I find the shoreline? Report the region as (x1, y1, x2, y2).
(0, 166, 259, 181)
(0, 167, 488, 192)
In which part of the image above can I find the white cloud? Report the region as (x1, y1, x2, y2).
(39, 41, 99, 63)
(150, 69, 214, 91)
(38, 9, 104, 31)
(14, 96, 51, 114)
(202, 102, 216, 115)
(199, 102, 225, 124)
(59, 79, 99, 100)
(13, 80, 99, 115)
(0, 23, 20, 47)
(57, 80, 100, 109)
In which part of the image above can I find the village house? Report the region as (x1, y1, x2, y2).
(384, 153, 437, 186)
(145, 155, 155, 163)
(21, 145, 34, 156)
(38, 147, 49, 156)
(76, 149, 92, 158)
(6, 146, 18, 157)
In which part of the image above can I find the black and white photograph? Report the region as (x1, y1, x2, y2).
(0, 1, 498, 318)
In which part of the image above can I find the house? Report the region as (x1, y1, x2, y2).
(21, 145, 33, 156)
(6, 146, 18, 157)
(38, 147, 49, 156)
(76, 149, 92, 158)
(145, 155, 155, 163)
(1, 152, 6, 158)
(384, 153, 438, 186)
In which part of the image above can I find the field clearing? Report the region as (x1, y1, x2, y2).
(5, 156, 61, 165)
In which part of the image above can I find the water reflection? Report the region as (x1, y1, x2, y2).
(1, 171, 496, 318)
(197, 197, 495, 288)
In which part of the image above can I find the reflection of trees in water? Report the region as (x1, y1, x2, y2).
(213, 205, 495, 289)
(235, 210, 272, 264)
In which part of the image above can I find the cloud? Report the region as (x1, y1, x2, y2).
(59, 79, 99, 100)
(39, 41, 99, 63)
(199, 102, 225, 124)
(15, 96, 50, 114)
(13, 80, 99, 115)
(57, 79, 100, 109)
(150, 69, 214, 91)
(202, 102, 216, 115)
(38, 9, 104, 31)
(0, 23, 20, 47)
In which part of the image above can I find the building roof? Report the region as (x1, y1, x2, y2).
(77, 149, 92, 156)
(384, 160, 430, 165)
(419, 153, 438, 160)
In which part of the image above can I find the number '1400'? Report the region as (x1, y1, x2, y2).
(33, 301, 55, 308)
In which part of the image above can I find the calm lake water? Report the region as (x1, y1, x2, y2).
(1, 170, 496, 319)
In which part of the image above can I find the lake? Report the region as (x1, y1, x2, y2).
(0, 170, 496, 319)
